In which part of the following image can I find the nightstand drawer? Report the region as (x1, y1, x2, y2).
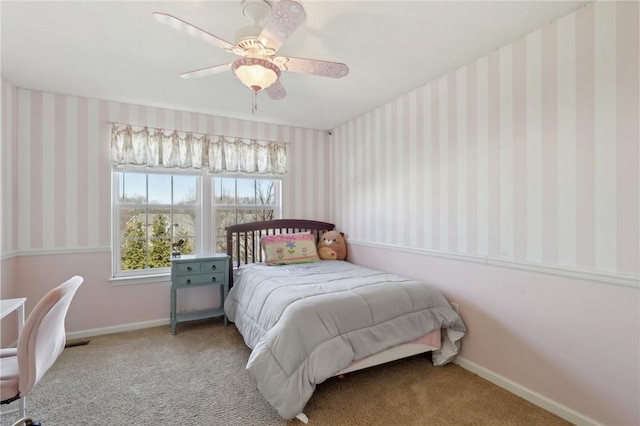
(201, 260, 225, 272)
(174, 272, 225, 287)
(175, 262, 201, 275)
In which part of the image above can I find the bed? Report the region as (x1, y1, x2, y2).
(224, 219, 466, 423)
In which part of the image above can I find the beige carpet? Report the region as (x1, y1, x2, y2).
(1, 319, 572, 426)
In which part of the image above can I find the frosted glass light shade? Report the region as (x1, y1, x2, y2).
(232, 58, 281, 92)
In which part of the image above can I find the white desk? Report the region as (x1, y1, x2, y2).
(1, 297, 27, 335)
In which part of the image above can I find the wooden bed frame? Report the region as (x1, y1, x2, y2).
(224, 219, 441, 423)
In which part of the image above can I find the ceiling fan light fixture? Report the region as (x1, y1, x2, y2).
(232, 57, 281, 92)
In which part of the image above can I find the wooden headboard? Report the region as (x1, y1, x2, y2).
(225, 219, 335, 285)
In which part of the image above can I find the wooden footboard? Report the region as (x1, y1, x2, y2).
(225, 219, 335, 286)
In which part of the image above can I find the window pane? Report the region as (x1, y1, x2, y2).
(120, 208, 149, 271)
(119, 208, 148, 237)
(255, 179, 276, 206)
(216, 209, 274, 263)
(215, 208, 274, 254)
(172, 208, 196, 256)
(119, 173, 146, 203)
(147, 208, 172, 267)
(237, 179, 257, 205)
(215, 177, 236, 204)
(148, 174, 171, 204)
(173, 175, 198, 205)
(149, 237, 172, 268)
(215, 209, 234, 253)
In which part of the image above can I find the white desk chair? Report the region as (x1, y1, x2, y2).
(1, 276, 83, 426)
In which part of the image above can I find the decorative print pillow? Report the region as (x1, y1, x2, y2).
(260, 233, 320, 265)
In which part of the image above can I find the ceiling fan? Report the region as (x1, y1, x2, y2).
(152, 0, 349, 104)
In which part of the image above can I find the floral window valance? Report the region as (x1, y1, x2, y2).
(110, 124, 287, 176)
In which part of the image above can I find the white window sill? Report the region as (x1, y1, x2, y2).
(110, 273, 171, 287)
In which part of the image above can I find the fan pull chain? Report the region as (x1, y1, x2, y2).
(252, 91, 258, 114)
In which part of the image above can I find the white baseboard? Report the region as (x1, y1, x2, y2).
(453, 356, 602, 426)
(66, 318, 170, 341)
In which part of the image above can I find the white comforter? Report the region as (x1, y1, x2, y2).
(224, 260, 466, 419)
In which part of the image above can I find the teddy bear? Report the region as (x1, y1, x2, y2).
(317, 230, 347, 260)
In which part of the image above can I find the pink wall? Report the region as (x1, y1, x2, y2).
(0, 257, 18, 346)
(1, 79, 18, 346)
(1, 80, 17, 256)
(350, 244, 639, 426)
(15, 252, 169, 332)
(332, 3, 639, 425)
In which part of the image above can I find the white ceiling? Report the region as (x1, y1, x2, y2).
(1, 1, 589, 131)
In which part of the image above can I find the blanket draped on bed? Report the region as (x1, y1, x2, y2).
(224, 260, 467, 420)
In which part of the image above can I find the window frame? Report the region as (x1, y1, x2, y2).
(111, 171, 281, 280)
(111, 170, 202, 279)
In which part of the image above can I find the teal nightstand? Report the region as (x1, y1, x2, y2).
(170, 254, 229, 335)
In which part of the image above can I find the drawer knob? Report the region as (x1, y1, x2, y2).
(187, 266, 192, 271)
(186, 279, 192, 285)
(211, 265, 216, 270)
(212, 277, 216, 282)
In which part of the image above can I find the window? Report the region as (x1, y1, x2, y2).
(113, 171, 200, 277)
(112, 172, 280, 278)
(213, 177, 280, 254)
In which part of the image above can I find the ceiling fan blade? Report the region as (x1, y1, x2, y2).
(265, 81, 287, 100)
(259, 1, 306, 53)
(274, 56, 349, 78)
(152, 12, 235, 51)
(180, 63, 232, 79)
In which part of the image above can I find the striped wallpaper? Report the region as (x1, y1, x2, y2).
(1, 80, 18, 255)
(1, 83, 330, 255)
(332, 1, 639, 278)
